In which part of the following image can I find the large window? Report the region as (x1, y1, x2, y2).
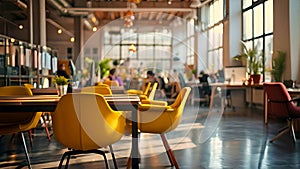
(103, 29, 172, 71)
(186, 19, 195, 66)
(200, 0, 225, 73)
(242, 0, 273, 81)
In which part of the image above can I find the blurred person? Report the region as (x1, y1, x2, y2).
(107, 68, 124, 86)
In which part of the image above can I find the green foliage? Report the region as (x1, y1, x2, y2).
(52, 75, 69, 85)
(99, 58, 111, 78)
(271, 51, 286, 82)
(233, 41, 263, 75)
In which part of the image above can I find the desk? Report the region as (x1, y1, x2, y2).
(209, 83, 246, 109)
(0, 94, 140, 169)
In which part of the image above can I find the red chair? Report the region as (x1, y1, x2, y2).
(264, 82, 300, 143)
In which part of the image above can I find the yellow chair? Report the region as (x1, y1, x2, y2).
(103, 80, 119, 87)
(52, 93, 126, 168)
(138, 87, 191, 169)
(127, 81, 151, 95)
(140, 82, 167, 106)
(0, 86, 42, 169)
(24, 83, 52, 142)
(24, 83, 34, 89)
(81, 85, 112, 95)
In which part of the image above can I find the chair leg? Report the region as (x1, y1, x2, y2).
(59, 149, 109, 169)
(65, 154, 71, 169)
(58, 152, 68, 169)
(41, 114, 51, 141)
(28, 130, 33, 147)
(21, 132, 32, 169)
(270, 127, 290, 143)
(160, 134, 179, 169)
(289, 120, 297, 143)
(126, 155, 132, 169)
(109, 145, 118, 169)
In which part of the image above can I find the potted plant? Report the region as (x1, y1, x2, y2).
(99, 58, 111, 78)
(271, 51, 286, 82)
(52, 75, 69, 96)
(233, 42, 263, 84)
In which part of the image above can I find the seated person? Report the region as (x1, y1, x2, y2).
(198, 70, 209, 84)
(106, 68, 123, 86)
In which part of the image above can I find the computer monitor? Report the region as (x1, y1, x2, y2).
(224, 66, 247, 84)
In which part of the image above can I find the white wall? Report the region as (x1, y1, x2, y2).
(228, 0, 242, 65)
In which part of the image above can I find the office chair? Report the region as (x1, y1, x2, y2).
(81, 85, 112, 95)
(127, 81, 151, 95)
(52, 93, 126, 169)
(0, 86, 42, 169)
(264, 82, 300, 143)
(137, 87, 191, 168)
(24, 83, 52, 142)
(139, 82, 167, 106)
(103, 80, 119, 87)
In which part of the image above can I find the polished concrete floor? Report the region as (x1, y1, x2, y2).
(1, 104, 300, 169)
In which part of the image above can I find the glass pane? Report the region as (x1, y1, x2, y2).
(111, 34, 121, 45)
(214, 0, 223, 22)
(243, 10, 252, 40)
(104, 45, 120, 60)
(209, 3, 214, 27)
(243, 0, 252, 9)
(138, 46, 154, 59)
(155, 32, 171, 45)
(121, 45, 135, 59)
(264, 35, 273, 72)
(208, 51, 213, 73)
(254, 38, 263, 52)
(154, 46, 171, 59)
(121, 31, 136, 44)
(253, 4, 263, 37)
(153, 60, 171, 72)
(104, 31, 110, 44)
(218, 48, 223, 71)
(139, 33, 154, 45)
(208, 29, 214, 50)
(265, 0, 273, 34)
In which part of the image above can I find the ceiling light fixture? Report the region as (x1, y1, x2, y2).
(190, 0, 201, 8)
(18, 24, 23, 30)
(168, 0, 172, 5)
(92, 26, 97, 32)
(57, 28, 62, 34)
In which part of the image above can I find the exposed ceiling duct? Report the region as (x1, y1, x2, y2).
(47, 0, 88, 16)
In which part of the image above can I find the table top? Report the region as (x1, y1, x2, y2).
(0, 94, 140, 112)
(31, 86, 126, 95)
(287, 88, 300, 93)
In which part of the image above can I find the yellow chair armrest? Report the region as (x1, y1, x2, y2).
(139, 95, 147, 100)
(141, 100, 168, 106)
(127, 89, 143, 95)
(138, 104, 171, 111)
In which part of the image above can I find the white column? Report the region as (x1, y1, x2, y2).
(289, 0, 300, 82)
(40, 0, 46, 46)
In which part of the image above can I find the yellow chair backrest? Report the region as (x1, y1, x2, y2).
(147, 82, 158, 100)
(0, 86, 41, 133)
(24, 83, 34, 89)
(103, 80, 119, 87)
(143, 82, 151, 95)
(52, 93, 126, 150)
(139, 87, 191, 133)
(81, 85, 112, 95)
